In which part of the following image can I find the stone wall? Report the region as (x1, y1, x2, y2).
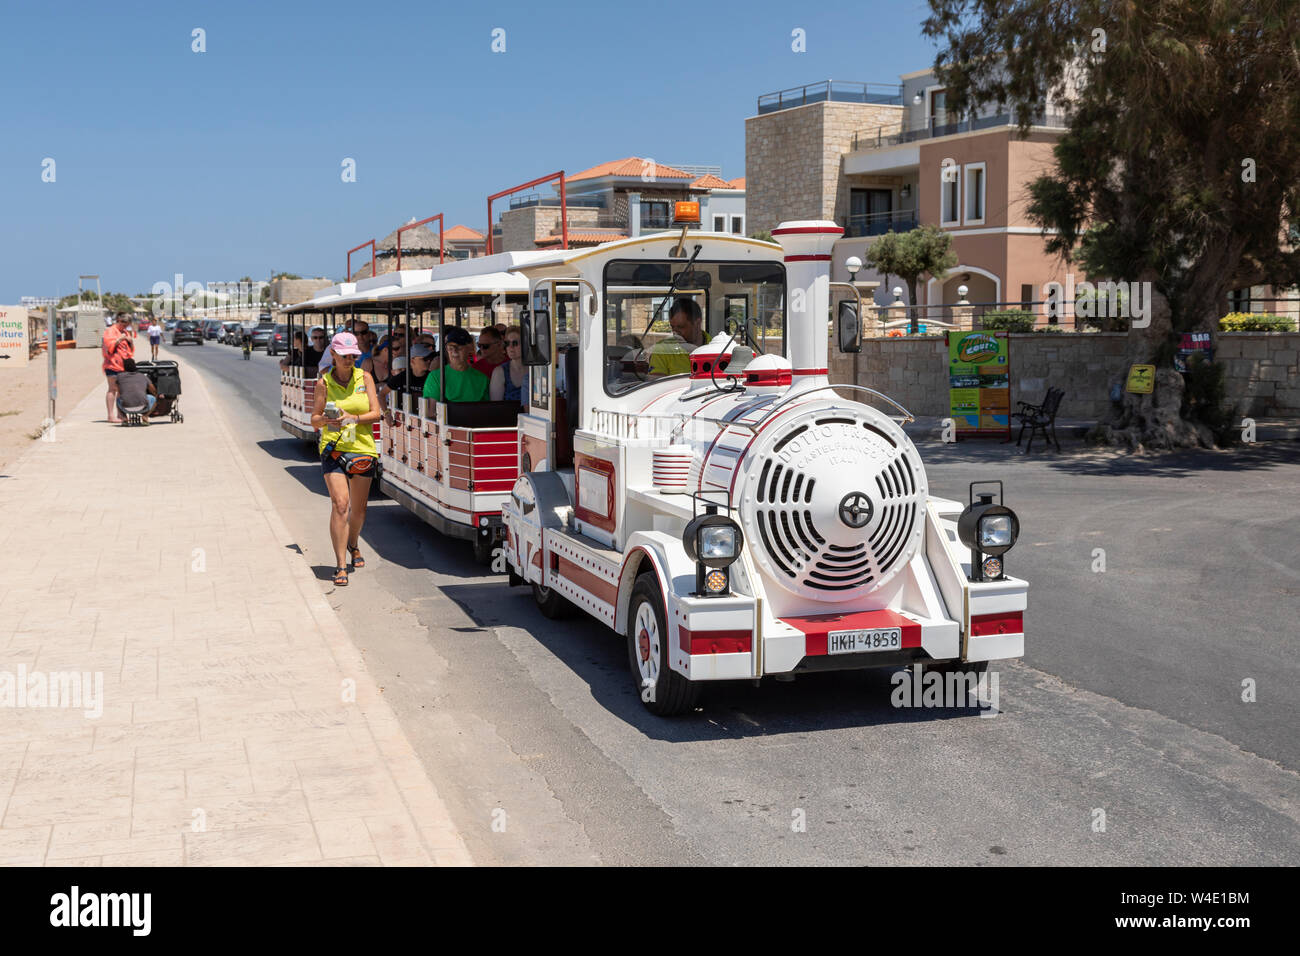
(745, 101, 902, 235)
(271, 278, 331, 306)
(1217, 333, 1300, 416)
(499, 206, 602, 252)
(828, 332, 1300, 422)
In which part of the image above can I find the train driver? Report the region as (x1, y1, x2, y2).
(649, 297, 705, 377)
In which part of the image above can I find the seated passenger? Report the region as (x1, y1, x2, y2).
(472, 325, 506, 377)
(280, 331, 324, 372)
(649, 298, 705, 376)
(379, 344, 433, 416)
(489, 326, 527, 406)
(422, 326, 489, 402)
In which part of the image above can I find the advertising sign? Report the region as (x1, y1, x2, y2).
(947, 330, 1010, 438)
(1173, 331, 1214, 373)
(0, 306, 30, 368)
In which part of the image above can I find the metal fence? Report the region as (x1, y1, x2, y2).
(856, 297, 1300, 334)
(851, 111, 1070, 151)
(757, 80, 903, 114)
(842, 210, 919, 237)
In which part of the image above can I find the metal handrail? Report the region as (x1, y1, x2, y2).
(488, 171, 567, 255)
(757, 80, 903, 113)
(851, 110, 1070, 150)
(396, 213, 444, 270)
(751, 382, 915, 426)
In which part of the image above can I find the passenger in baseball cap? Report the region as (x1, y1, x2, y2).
(423, 326, 489, 403)
(380, 345, 433, 413)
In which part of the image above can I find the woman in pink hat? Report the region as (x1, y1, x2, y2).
(310, 331, 381, 587)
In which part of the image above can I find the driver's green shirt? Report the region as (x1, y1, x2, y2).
(422, 365, 489, 402)
(649, 337, 694, 376)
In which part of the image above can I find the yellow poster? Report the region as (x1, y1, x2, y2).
(1126, 364, 1156, 394)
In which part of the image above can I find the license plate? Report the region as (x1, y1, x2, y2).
(827, 627, 902, 654)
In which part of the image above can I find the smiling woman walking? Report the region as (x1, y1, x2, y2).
(310, 331, 381, 586)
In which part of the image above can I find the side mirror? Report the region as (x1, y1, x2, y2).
(837, 299, 862, 353)
(521, 308, 551, 366)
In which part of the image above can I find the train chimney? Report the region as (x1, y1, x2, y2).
(771, 221, 842, 391)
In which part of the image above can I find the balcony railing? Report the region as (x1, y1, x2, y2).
(842, 210, 918, 237)
(508, 193, 605, 210)
(757, 80, 903, 115)
(851, 110, 1069, 150)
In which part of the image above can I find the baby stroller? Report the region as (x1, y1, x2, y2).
(132, 360, 184, 423)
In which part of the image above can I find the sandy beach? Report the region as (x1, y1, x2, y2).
(0, 346, 112, 474)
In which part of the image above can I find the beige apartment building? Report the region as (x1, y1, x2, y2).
(748, 77, 1072, 324)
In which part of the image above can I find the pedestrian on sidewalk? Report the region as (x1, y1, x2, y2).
(102, 313, 136, 424)
(146, 317, 162, 360)
(310, 331, 381, 587)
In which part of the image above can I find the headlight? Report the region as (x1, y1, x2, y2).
(957, 485, 1019, 581)
(978, 514, 1013, 550)
(682, 512, 744, 569)
(699, 525, 738, 561)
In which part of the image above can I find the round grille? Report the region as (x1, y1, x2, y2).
(738, 406, 927, 601)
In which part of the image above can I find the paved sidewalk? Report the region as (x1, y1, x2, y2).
(0, 363, 472, 866)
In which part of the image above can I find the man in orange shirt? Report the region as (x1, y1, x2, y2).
(102, 313, 136, 424)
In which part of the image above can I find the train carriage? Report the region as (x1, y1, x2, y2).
(282, 253, 548, 561)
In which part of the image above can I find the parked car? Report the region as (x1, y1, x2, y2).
(165, 319, 179, 332)
(266, 324, 290, 356)
(251, 321, 276, 350)
(171, 320, 204, 346)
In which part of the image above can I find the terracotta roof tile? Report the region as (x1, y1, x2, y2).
(727, 177, 745, 190)
(568, 158, 692, 182)
(689, 174, 733, 190)
(535, 232, 629, 247)
(443, 224, 484, 241)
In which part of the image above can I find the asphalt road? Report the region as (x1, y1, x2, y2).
(163, 339, 1300, 865)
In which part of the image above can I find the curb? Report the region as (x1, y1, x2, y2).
(182, 362, 474, 865)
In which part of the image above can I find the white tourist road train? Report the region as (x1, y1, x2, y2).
(283, 216, 1026, 715)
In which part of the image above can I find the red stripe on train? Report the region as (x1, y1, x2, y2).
(782, 608, 922, 655)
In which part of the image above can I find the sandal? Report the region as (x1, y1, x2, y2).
(347, 543, 365, 570)
(332, 567, 349, 586)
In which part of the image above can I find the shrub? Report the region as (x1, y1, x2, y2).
(980, 310, 1035, 332)
(1219, 312, 1295, 332)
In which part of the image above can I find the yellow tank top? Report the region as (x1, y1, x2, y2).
(318, 366, 378, 456)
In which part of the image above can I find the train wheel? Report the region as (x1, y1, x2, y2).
(531, 580, 570, 619)
(471, 533, 494, 566)
(627, 574, 701, 717)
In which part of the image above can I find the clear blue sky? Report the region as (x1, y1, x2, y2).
(0, 0, 939, 301)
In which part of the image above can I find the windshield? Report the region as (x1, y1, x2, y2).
(601, 258, 785, 395)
